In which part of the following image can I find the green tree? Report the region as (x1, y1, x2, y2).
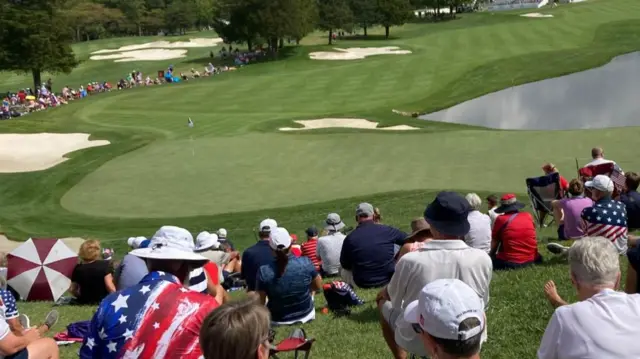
(120, 0, 147, 35)
(376, 0, 412, 38)
(165, 0, 197, 34)
(141, 8, 167, 35)
(193, 0, 218, 29)
(349, 0, 378, 36)
(318, 0, 353, 44)
(0, 0, 78, 90)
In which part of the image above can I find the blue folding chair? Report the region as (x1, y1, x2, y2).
(526, 172, 562, 228)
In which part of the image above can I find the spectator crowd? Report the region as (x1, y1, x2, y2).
(0, 147, 639, 359)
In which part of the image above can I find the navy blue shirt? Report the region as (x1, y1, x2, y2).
(256, 255, 318, 322)
(340, 221, 407, 288)
(621, 191, 640, 230)
(241, 240, 274, 291)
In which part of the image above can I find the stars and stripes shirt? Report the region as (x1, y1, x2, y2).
(0, 289, 18, 320)
(581, 198, 628, 254)
(79, 271, 219, 359)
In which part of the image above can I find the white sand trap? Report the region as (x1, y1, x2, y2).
(91, 37, 224, 54)
(0, 133, 110, 173)
(0, 234, 85, 253)
(90, 49, 188, 62)
(521, 12, 553, 18)
(279, 118, 418, 131)
(309, 47, 412, 61)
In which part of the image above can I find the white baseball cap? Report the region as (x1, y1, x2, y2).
(217, 228, 227, 238)
(403, 279, 485, 341)
(585, 175, 614, 193)
(268, 227, 292, 250)
(259, 218, 278, 233)
(130, 226, 207, 264)
(194, 231, 220, 252)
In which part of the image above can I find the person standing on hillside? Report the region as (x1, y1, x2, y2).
(340, 203, 406, 288)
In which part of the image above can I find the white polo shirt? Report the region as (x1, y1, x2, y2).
(538, 289, 640, 359)
(387, 240, 492, 344)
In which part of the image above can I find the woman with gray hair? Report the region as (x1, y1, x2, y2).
(464, 193, 492, 253)
(538, 237, 640, 359)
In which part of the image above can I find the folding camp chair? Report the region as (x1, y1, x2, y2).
(270, 328, 315, 359)
(526, 172, 562, 228)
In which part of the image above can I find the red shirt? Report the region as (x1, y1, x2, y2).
(559, 175, 569, 191)
(203, 262, 220, 285)
(291, 245, 302, 257)
(493, 212, 538, 264)
(301, 239, 321, 271)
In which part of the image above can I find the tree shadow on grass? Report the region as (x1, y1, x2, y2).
(183, 46, 299, 67)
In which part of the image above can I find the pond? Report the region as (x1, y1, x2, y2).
(420, 52, 640, 130)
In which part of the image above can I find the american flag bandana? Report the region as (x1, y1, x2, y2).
(582, 198, 628, 252)
(79, 271, 218, 359)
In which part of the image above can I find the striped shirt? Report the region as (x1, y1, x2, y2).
(188, 268, 208, 294)
(301, 239, 321, 271)
(581, 197, 628, 254)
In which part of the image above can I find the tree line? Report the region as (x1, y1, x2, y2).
(0, 0, 474, 91)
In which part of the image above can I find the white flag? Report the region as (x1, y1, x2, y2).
(187, 117, 194, 128)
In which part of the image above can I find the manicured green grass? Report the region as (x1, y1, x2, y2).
(1, 0, 640, 358)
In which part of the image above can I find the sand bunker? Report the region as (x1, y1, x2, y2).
(521, 12, 553, 18)
(90, 49, 188, 62)
(279, 118, 418, 131)
(0, 133, 110, 173)
(309, 47, 412, 61)
(91, 38, 224, 54)
(0, 234, 85, 254)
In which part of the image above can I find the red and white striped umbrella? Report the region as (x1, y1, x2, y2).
(7, 238, 78, 301)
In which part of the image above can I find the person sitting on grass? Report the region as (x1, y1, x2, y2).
(70, 239, 116, 305)
(464, 193, 492, 253)
(377, 192, 491, 359)
(340, 203, 407, 288)
(549, 175, 628, 256)
(301, 227, 321, 272)
(316, 213, 347, 277)
(539, 237, 640, 359)
(256, 227, 323, 326)
(620, 172, 640, 230)
(396, 218, 432, 261)
(0, 279, 58, 336)
(547, 179, 593, 246)
(216, 228, 236, 251)
(242, 219, 278, 292)
(115, 237, 149, 291)
(490, 194, 542, 270)
(199, 297, 271, 359)
(486, 194, 499, 226)
(0, 315, 60, 359)
(79, 227, 220, 359)
(195, 231, 242, 275)
(584, 147, 617, 168)
(403, 279, 485, 359)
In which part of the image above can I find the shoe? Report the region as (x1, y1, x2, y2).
(547, 243, 569, 255)
(18, 314, 30, 329)
(43, 310, 59, 329)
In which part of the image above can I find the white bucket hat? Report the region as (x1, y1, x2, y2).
(195, 231, 220, 252)
(130, 226, 207, 265)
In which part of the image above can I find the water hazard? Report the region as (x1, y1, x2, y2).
(420, 52, 640, 130)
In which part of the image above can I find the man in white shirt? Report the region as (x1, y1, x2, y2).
(376, 192, 492, 359)
(316, 213, 347, 276)
(464, 193, 492, 253)
(538, 237, 640, 359)
(583, 147, 616, 168)
(0, 315, 59, 359)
